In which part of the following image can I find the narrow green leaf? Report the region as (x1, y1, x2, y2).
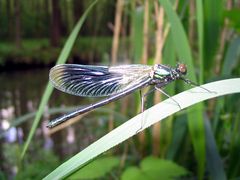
(20, 82, 52, 159)
(158, 0, 194, 79)
(204, 114, 227, 180)
(222, 37, 240, 76)
(228, 113, 240, 178)
(20, 0, 99, 160)
(163, 32, 176, 94)
(166, 114, 187, 160)
(196, 0, 204, 83)
(162, 33, 177, 153)
(131, 5, 144, 62)
(158, 0, 205, 178)
(204, 0, 223, 70)
(44, 78, 240, 179)
(213, 37, 240, 132)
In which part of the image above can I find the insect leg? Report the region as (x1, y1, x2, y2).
(137, 88, 155, 133)
(140, 90, 144, 113)
(137, 90, 145, 133)
(155, 86, 181, 109)
(137, 90, 147, 133)
(139, 87, 155, 112)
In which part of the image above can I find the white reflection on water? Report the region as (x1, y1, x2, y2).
(67, 126, 75, 144)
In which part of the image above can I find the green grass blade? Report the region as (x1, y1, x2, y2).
(158, 0, 194, 78)
(163, 32, 176, 93)
(228, 112, 240, 178)
(44, 78, 240, 179)
(166, 114, 187, 160)
(204, 0, 223, 70)
(20, 0, 99, 160)
(213, 37, 240, 132)
(162, 33, 177, 153)
(196, 0, 204, 83)
(131, 5, 144, 63)
(204, 114, 227, 180)
(222, 37, 240, 76)
(158, 0, 205, 178)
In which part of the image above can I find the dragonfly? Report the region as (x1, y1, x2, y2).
(47, 63, 209, 128)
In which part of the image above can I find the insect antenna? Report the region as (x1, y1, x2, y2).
(180, 77, 216, 93)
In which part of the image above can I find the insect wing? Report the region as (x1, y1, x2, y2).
(49, 64, 152, 97)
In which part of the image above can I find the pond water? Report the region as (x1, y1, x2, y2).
(0, 68, 109, 162)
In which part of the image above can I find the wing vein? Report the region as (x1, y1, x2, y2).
(50, 64, 152, 97)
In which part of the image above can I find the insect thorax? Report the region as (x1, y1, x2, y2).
(152, 64, 171, 80)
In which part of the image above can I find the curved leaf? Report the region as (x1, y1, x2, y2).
(44, 78, 240, 179)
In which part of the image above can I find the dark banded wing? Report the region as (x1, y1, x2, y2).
(49, 64, 152, 97)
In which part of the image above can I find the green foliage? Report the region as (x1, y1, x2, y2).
(196, 0, 204, 83)
(212, 37, 240, 132)
(69, 157, 120, 179)
(203, 0, 223, 71)
(2, 144, 59, 180)
(44, 78, 240, 179)
(121, 156, 189, 180)
(16, 150, 59, 180)
(227, 112, 240, 178)
(0, 171, 6, 180)
(221, 37, 240, 76)
(159, 0, 205, 178)
(131, 4, 144, 63)
(2, 144, 21, 171)
(224, 9, 240, 32)
(1, 0, 240, 179)
(0, 0, 114, 40)
(204, 116, 227, 180)
(0, 37, 112, 67)
(166, 114, 188, 160)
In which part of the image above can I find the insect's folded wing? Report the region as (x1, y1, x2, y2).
(49, 64, 152, 97)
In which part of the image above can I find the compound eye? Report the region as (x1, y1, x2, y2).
(178, 63, 187, 75)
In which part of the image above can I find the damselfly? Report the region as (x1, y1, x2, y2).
(47, 63, 209, 128)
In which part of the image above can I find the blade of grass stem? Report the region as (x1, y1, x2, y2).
(162, 33, 177, 155)
(196, 0, 204, 83)
(44, 78, 240, 179)
(204, 113, 227, 180)
(166, 114, 187, 160)
(204, 0, 223, 70)
(131, 5, 144, 63)
(158, 0, 205, 178)
(20, 0, 99, 160)
(213, 37, 240, 132)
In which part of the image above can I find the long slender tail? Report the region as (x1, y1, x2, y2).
(47, 78, 151, 128)
(46, 105, 95, 128)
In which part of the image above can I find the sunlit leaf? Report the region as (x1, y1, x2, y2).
(69, 157, 120, 179)
(122, 157, 189, 180)
(44, 78, 240, 179)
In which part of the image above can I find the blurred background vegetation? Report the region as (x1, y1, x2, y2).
(0, 0, 240, 179)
